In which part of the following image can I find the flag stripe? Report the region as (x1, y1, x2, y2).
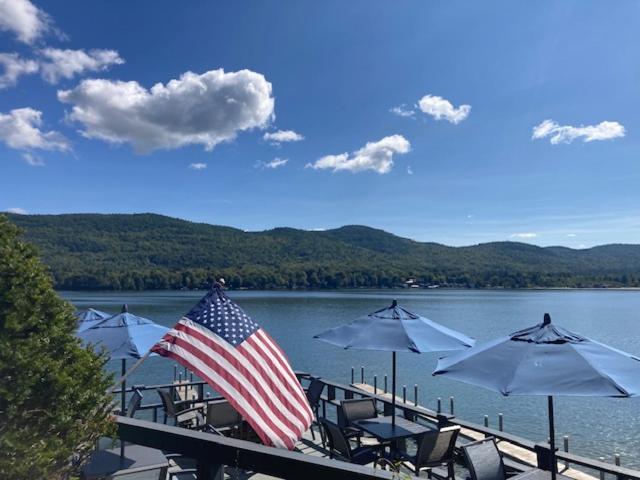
(165, 330, 300, 443)
(238, 339, 312, 425)
(250, 330, 313, 420)
(173, 321, 307, 433)
(156, 342, 292, 449)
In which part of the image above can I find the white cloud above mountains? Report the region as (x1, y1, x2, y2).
(188, 162, 207, 170)
(0, 107, 69, 153)
(511, 232, 538, 239)
(532, 119, 625, 144)
(58, 68, 275, 153)
(263, 129, 304, 145)
(417, 95, 471, 124)
(0, 48, 124, 88)
(307, 135, 410, 174)
(0, 0, 51, 44)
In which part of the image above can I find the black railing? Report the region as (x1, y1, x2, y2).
(117, 416, 394, 480)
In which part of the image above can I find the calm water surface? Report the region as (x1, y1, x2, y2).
(62, 289, 640, 468)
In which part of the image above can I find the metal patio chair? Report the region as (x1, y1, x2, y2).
(462, 437, 513, 480)
(320, 419, 383, 466)
(305, 378, 325, 442)
(340, 397, 378, 444)
(156, 388, 205, 428)
(395, 425, 461, 478)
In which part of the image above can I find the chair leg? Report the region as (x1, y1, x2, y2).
(310, 421, 316, 440)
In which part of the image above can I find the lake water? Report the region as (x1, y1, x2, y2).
(62, 289, 640, 468)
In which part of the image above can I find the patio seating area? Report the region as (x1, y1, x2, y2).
(79, 370, 640, 480)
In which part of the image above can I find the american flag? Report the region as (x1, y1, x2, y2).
(151, 283, 313, 449)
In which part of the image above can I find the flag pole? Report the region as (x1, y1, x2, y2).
(108, 350, 152, 395)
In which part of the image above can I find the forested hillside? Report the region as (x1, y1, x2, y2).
(5, 213, 640, 290)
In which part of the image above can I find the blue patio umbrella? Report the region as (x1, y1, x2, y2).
(75, 308, 112, 332)
(78, 305, 169, 412)
(314, 299, 475, 426)
(433, 313, 640, 479)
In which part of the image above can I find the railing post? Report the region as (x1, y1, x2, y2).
(327, 385, 336, 402)
(450, 396, 455, 415)
(599, 458, 605, 480)
(414, 384, 418, 406)
(351, 367, 354, 384)
(360, 366, 364, 384)
(563, 436, 569, 469)
(535, 443, 553, 472)
(484, 415, 489, 428)
(384, 375, 388, 393)
(197, 382, 204, 401)
(197, 461, 223, 480)
(402, 385, 406, 403)
(437, 397, 442, 414)
(499, 413, 503, 431)
(373, 375, 377, 395)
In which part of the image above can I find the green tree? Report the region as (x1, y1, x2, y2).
(0, 215, 114, 479)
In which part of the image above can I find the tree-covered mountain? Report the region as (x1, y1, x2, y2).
(5, 213, 640, 290)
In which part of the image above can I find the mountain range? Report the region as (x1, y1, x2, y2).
(5, 213, 640, 290)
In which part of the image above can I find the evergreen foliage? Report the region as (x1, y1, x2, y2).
(7, 212, 640, 290)
(0, 215, 114, 479)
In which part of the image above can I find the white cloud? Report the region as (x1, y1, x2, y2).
(567, 233, 577, 237)
(21, 152, 44, 166)
(58, 68, 274, 153)
(0, 0, 51, 44)
(511, 232, 538, 239)
(390, 104, 415, 118)
(5, 207, 27, 214)
(0, 53, 38, 88)
(188, 162, 207, 170)
(39, 48, 124, 83)
(0, 107, 69, 152)
(257, 157, 288, 169)
(0, 49, 123, 89)
(263, 129, 304, 145)
(407, 165, 413, 175)
(417, 95, 471, 124)
(532, 119, 625, 144)
(307, 135, 410, 174)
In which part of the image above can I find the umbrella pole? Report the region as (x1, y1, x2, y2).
(121, 359, 127, 414)
(548, 395, 556, 480)
(392, 351, 396, 428)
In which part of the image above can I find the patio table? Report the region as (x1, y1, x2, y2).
(354, 415, 432, 442)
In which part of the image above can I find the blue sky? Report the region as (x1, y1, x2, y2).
(1, 1, 639, 248)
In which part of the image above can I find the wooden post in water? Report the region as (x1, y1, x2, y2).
(564, 436, 570, 469)
(360, 366, 364, 384)
(402, 385, 406, 403)
(450, 396, 455, 415)
(384, 375, 388, 393)
(373, 375, 377, 395)
(437, 397, 442, 413)
(499, 413, 504, 431)
(414, 384, 418, 406)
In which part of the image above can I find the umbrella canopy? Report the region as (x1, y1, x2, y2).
(75, 308, 112, 332)
(78, 305, 169, 414)
(433, 313, 640, 478)
(315, 299, 475, 425)
(78, 304, 169, 360)
(314, 300, 475, 353)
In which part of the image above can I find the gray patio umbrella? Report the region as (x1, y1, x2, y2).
(75, 308, 112, 332)
(433, 313, 640, 480)
(314, 299, 475, 426)
(77, 305, 169, 412)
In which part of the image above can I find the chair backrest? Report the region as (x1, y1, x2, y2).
(340, 398, 377, 425)
(462, 437, 506, 480)
(306, 379, 324, 409)
(415, 426, 460, 469)
(207, 400, 241, 428)
(126, 389, 143, 418)
(320, 419, 352, 460)
(156, 388, 177, 418)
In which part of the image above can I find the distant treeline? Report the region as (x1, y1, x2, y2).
(6, 213, 640, 290)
